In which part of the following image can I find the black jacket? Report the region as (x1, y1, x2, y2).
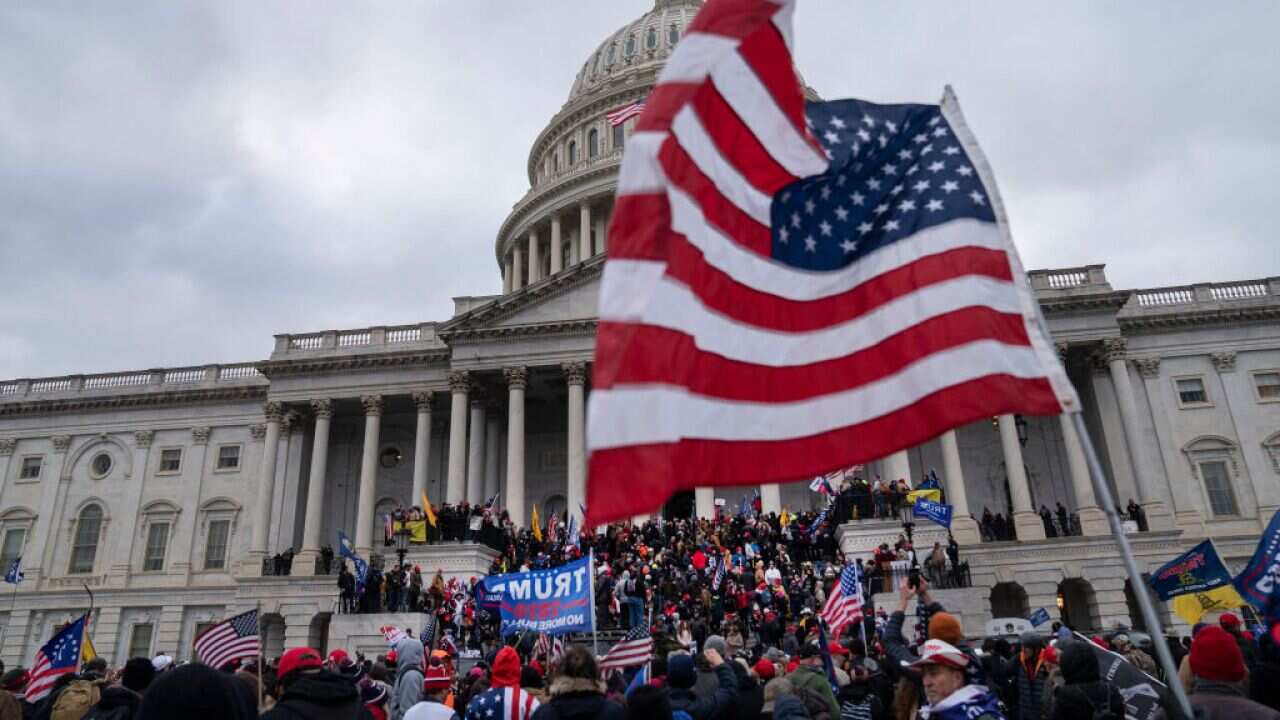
(668, 664, 737, 720)
(85, 686, 141, 720)
(530, 677, 625, 720)
(1047, 640, 1124, 720)
(261, 672, 374, 720)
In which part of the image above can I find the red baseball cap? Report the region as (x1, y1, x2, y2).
(278, 648, 323, 681)
(327, 649, 349, 665)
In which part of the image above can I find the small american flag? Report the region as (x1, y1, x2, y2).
(820, 565, 864, 638)
(382, 625, 408, 646)
(607, 100, 646, 127)
(584, 0, 1076, 526)
(599, 625, 653, 672)
(27, 615, 86, 702)
(194, 610, 259, 671)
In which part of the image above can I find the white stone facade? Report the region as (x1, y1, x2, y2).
(2, 0, 1279, 664)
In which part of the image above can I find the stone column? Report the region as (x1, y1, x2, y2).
(0, 440, 14, 501)
(695, 488, 715, 520)
(939, 430, 980, 544)
(550, 215, 563, 275)
(999, 414, 1045, 541)
(564, 361, 587, 524)
(512, 247, 525, 292)
(594, 212, 608, 255)
(760, 484, 782, 516)
(250, 402, 285, 563)
(353, 395, 383, 556)
(296, 399, 334, 574)
(504, 367, 528, 527)
(484, 410, 501, 503)
(579, 203, 592, 260)
(1102, 338, 1172, 530)
(527, 230, 541, 284)
(568, 229, 580, 265)
(446, 372, 471, 503)
(467, 395, 487, 506)
(411, 392, 433, 509)
(503, 259, 512, 294)
(1059, 413, 1106, 536)
(882, 450, 912, 486)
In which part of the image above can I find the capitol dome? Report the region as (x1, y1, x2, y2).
(565, 0, 704, 106)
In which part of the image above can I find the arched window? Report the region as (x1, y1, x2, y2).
(568, 140, 577, 165)
(553, 152, 559, 173)
(588, 129, 599, 158)
(669, 24, 680, 46)
(606, 43, 616, 65)
(70, 504, 103, 574)
(613, 123, 625, 151)
(646, 28, 658, 50)
(625, 34, 637, 57)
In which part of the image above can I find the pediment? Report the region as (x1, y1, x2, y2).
(440, 256, 602, 340)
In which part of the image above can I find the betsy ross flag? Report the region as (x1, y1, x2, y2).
(27, 615, 87, 702)
(194, 610, 260, 671)
(820, 564, 864, 638)
(599, 625, 654, 672)
(607, 100, 646, 127)
(584, 0, 1076, 526)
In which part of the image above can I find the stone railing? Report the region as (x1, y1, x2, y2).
(272, 323, 439, 356)
(1134, 278, 1279, 308)
(1027, 265, 1109, 292)
(0, 362, 265, 400)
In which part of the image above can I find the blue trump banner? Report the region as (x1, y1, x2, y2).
(912, 498, 953, 529)
(1234, 509, 1280, 620)
(473, 577, 505, 613)
(493, 556, 594, 636)
(1150, 540, 1234, 601)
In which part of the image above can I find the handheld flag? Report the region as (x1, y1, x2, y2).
(820, 564, 864, 638)
(338, 531, 369, 595)
(421, 491, 437, 528)
(531, 506, 543, 542)
(780, 508, 792, 527)
(484, 493, 500, 511)
(1151, 540, 1246, 625)
(3, 556, 22, 585)
(600, 625, 654, 672)
(1234, 509, 1280, 622)
(809, 507, 830, 539)
(194, 610, 259, 671)
(583, 0, 1077, 526)
(566, 515, 580, 549)
(912, 498, 953, 529)
(920, 470, 942, 490)
(27, 615, 87, 702)
(80, 630, 98, 663)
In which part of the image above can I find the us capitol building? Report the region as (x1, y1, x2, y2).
(2, 0, 1279, 663)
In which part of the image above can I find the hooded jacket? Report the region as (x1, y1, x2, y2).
(392, 638, 426, 720)
(529, 677, 625, 720)
(84, 686, 141, 720)
(261, 671, 373, 720)
(667, 663, 737, 720)
(1046, 641, 1123, 720)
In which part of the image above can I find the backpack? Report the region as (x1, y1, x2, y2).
(52, 679, 100, 720)
(793, 685, 834, 720)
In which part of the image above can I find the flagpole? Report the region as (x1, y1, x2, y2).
(588, 549, 598, 657)
(256, 600, 264, 713)
(1071, 412, 1192, 719)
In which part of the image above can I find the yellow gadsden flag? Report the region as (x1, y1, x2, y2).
(1171, 586, 1249, 627)
(531, 505, 543, 542)
(81, 626, 98, 663)
(421, 492, 437, 528)
(779, 508, 793, 527)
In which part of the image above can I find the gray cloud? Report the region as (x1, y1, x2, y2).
(1, 1, 1276, 379)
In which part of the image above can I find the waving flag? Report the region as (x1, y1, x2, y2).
(421, 491, 437, 528)
(584, 0, 1077, 526)
(600, 625, 654, 672)
(820, 564, 864, 638)
(27, 615, 87, 702)
(607, 100, 647, 127)
(531, 505, 543, 542)
(712, 554, 725, 590)
(3, 556, 22, 585)
(338, 531, 368, 595)
(194, 610, 259, 672)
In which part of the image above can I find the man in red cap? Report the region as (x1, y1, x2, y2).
(263, 647, 373, 719)
(911, 639, 1005, 720)
(1182, 625, 1277, 720)
(404, 658, 456, 720)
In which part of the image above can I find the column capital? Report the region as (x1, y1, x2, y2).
(311, 398, 335, 419)
(1101, 337, 1128, 363)
(562, 361, 587, 386)
(1211, 351, 1238, 374)
(504, 366, 529, 390)
(130, 431, 151, 450)
(280, 412, 302, 434)
(249, 424, 267, 441)
(191, 426, 211, 445)
(1055, 342, 1070, 363)
(448, 370, 473, 394)
(263, 401, 285, 423)
(412, 392, 434, 412)
(360, 395, 384, 417)
(469, 389, 489, 408)
(1133, 356, 1161, 379)
(0, 438, 14, 456)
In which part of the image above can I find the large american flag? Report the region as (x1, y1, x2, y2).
(27, 615, 86, 702)
(599, 625, 654, 672)
(584, 0, 1076, 526)
(820, 565, 864, 638)
(194, 609, 260, 671)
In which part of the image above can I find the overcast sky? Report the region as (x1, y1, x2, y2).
(1, 1, 1277, 380)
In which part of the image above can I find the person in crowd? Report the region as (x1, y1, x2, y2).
(529, 645, 624, 720)
(83, 656, 156, 720)
(1161, 625, 1280, 720)
(1220, 613, 1259, 671)
(623, 685, 671, 720)
(261, 647, 372, 719)
(911, 639, 1005, 720)
(464, 646, 539, 720)
(391, 638, 425, 720)
(1011, 633, 1050, 720)
(1110, 634, 1157, 677)
(788, 644, 840, 719)
(666, 649, 736, 720)
(364, 682, 392, 720)
(1251, 624, 1280, 710)
(1045, 640, 1123, 720)
(404, 659, 456, 720)
(135, 662, 256, 720)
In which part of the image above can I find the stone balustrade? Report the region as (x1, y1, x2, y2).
(1133, 278, 1279, 308)
(1027, 264, 1110, 292)
(272, 323, 441, 357)
(0, 362, 265, 400)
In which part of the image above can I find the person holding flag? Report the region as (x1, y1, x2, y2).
(25, 614, 87, 703)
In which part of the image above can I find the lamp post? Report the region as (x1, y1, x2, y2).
(394, 526, 413, 570)
(1015, 415, 1029, 448)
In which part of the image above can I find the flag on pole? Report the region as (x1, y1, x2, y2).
(712, 555, 725, 590)
(338, 531, 369, 595)
(780, 508, 792, 527)
(421, 614, 437, 651)
(607, 100, 646, 127)
(808, 507, 829, 539)
(80, 630, 97, 664)
(583, 0, 1077, 527)
(485, 493, 500, 511)
(27, 615, 87, 702)
(566, 515, 580, 549)
(809, 476, 835, 497)
(194, 610, 260, 671)
(421, 491, 438, 528)
(531, 506, 543, 542)
(600, 625, 654, 672)
(3, 557, 22, 585)
(820, 564, 865, 638)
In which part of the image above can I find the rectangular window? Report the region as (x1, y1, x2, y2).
(143, 522, 169, 572)
(216, 445, 241, 470)
(1256, 372, 1280, 400)
(0, 528, 25, 568)
(612, 123, 625, 150)
(18, 457, 41, 480)
(1200, 461, 1239, 517)
(1176, 377, 1208, 406)
(194, 621, 217, 646)
(204, 520, 230, 570)
(159, 448, 182, 473)
(128, 624, 153, 659)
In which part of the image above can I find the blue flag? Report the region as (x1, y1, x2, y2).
(1028, 608, 1051, 627)
(493, 556, 594, 636)
(1233, 509, 1280, 621)
(815, 621, 840, 694)
(919, 469, 941, 490)
(1151, 540, 1236, 601)
(338, 532, 368, 595)
(809, 507, 829, 539)
(626, 664, 649, 696)
(3, 556, 23, 585)
(912, 498, 953, 529)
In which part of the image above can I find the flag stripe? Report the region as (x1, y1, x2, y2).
(593, 309, 1033, 400)
(672, 105, 774, 226)
(658, 137, 773, 254)
(586, 374, 1060, 520)
(690, 82, 799, 194)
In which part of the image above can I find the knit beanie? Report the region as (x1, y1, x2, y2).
(1190, 626, 1245, 683)
(122, 657, 157, 693)
(927, 612, 963, 645)
(667, 654, 696, 689)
